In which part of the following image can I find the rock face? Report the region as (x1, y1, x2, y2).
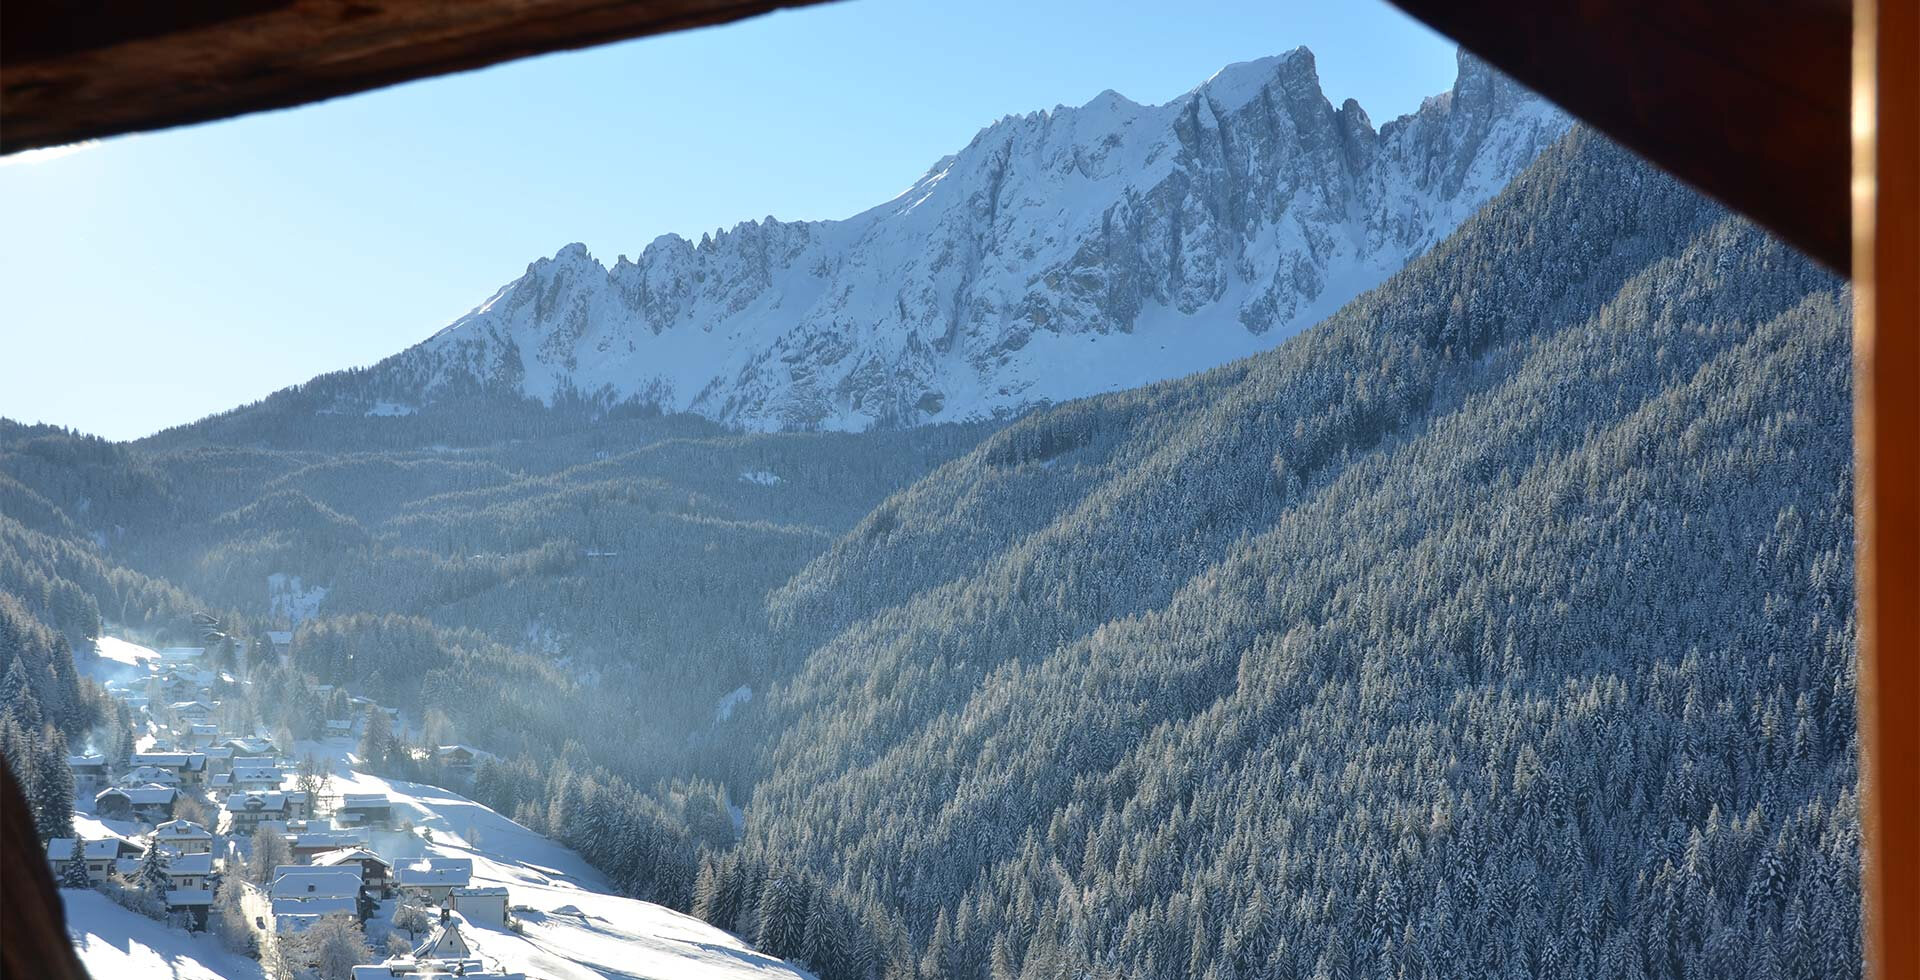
(363, 47, 1568, 430)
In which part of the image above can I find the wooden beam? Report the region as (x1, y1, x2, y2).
(1384, 0, 1850, 272)
(1855, 0, 1919, 977)
(0, 0, 835, 155)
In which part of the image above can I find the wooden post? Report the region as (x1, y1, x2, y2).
(1856, 0, 1919, 977)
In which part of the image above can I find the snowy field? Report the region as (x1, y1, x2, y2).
(64, 890, 268, 980)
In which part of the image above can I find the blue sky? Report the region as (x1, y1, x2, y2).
(0, 0, 1455, 441)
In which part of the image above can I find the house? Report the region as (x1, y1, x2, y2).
(448, 886, 509, 925)
(224, 791, 291, 834)
(266, 630, 293, 655)
(46, 836, 145, 885)
(324, 718, 353, 738)
(96, 785, 177, 823)
(151, 819, 214, 855)
(203, 745, 234, 775)
(397, 858, 472, 903)
(311, 847, 394, 898)
(337, 793, 393, 829)
(230, 763, 283, 792)
(68, 754, 109, 795)
(290, 827, 367, 862)
(270, 866, 364, 931)
(129, 751, 208, 787)
(165, 850, 215, 892)
(208, 772, 232, 793)
(434, 745, 488, 777)
(184, 723, 221, 749)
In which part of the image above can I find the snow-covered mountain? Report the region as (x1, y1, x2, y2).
(348, 47, 1567, 430)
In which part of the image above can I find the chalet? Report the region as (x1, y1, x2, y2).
(224, 791, 291, 834)
(336, 793, 393, 829)
(290, 827, 366, 862)
(266, 630, 293, 655)
(230, 763, 283, 792)
(324, 718, 353, 738)
(96, 785, 176, 823)
(67, 754, 108, 795)
(448, 886, 509, 925)
(47, 836, 146, 885)
(397, 857, 472, 903)
(203, 745, 234, 775)
(184, 723, 221, 749)
(311, 847, 393, 898)
(208, 772, 232, 793)
(151, 819, 214, 855)
(434, 745, 488, 777)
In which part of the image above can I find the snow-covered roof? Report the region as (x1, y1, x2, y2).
(225, 791, 288, 813)
(48, 837, 144, 861)
(270, 867, 362, 900)
(116, 766, 181, 786)
(67, 753, 107, 769)
(99, 785, 176, 805)
(131, 751, 205, 770)
(153, 819, 211, 840)
(293, 829, 367, 849)
(266, 631, 293, 645)
(165, 889, 213, 907)
(230, 767, 283, 787)
(311, 847, 391, 869)
(166, 852, 213, 876)
(398, 857, 472, 887)
(340, 793, 391, 809)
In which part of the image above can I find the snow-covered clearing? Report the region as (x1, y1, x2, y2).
(90, 635, 160, 682)
(64, 890, 267, 980)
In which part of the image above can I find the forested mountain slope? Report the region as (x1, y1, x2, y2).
(720, 128, 1857, 978)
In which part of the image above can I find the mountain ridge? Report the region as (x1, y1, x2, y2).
(271, 46, 1565, 434)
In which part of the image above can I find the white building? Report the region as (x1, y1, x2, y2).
(151, 819, 214, 855)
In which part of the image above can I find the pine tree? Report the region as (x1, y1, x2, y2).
(60, 837, 94, 889)
(33, 726, 74, 841)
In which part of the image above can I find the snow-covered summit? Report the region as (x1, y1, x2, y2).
(341, 47, 1568, 430)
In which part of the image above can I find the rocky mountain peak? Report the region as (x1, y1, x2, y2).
(334, 48, 1570, 431)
